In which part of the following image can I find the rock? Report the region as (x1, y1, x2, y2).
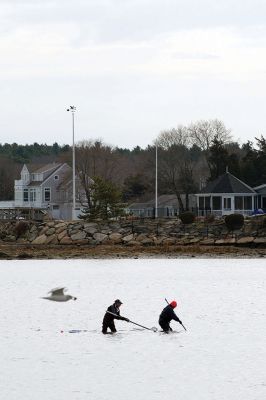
(39, 226, 49, 236)
(136, 234, 148, 242)
(46, 234, 58, 245)
(46, 228, 55, 236)
(163, 238, 176, 245)
(32, 234, 47, 244)
(55, 222, 67, 229)
(56, 225, 67, 234)
(71, 231, 87, 241)
(58, 230, 67, 241)
(109, 233, 122, 243)
(126, 240, 140, 246)
(122, 234, 134, 243)
(133, 225, 150, 234)
(200, 239, 215, 245)
(75, 239, 89, 245)
(223, 238, 236, 245)
(189, 238, 200, 244)
(254, 238, 266, 244)
(84, 223, 99, 234)
(237, 236, 254, 244)
(60, 236, 73, 244)
(93, 233, 108, 243)
(141, 238, 154, 246)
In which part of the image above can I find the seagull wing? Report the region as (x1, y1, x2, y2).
(48, 287, 66, 295)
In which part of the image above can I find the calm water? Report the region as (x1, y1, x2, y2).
(1, 259, 266, 400)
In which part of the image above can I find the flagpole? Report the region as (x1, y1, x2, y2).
(155, 142, 158, 218)
(67, 106, 76, 220)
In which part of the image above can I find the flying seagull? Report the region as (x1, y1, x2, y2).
(41, 287, 77, 302)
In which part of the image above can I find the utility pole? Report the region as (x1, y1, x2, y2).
(67, 106, 76, 220)
(155, 141, 158, 218)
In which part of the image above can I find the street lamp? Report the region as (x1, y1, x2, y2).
(155, 141, 158, 218)
(67, 106, 76, 220)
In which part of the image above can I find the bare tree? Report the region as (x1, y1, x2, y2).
(156, 125, 191, 149)
(188, 119, 231, 151)
(75, 139, 119, 207)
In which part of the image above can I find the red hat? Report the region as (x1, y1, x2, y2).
(170, 300, 177, 308)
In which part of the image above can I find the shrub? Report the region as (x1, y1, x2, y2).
(179, 211, 196, 224)
(224, 213, 244, 231)
(205, 214, 215, 223)
(14, 220, 29, 238)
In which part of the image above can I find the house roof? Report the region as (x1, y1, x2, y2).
(128, 194, 185, 209)
(253, 183, 266, 191)
(31, 163, 62, 173)
(200, 172, 256, 194)
(28, 181, 43, 187)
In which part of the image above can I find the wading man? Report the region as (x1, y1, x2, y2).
(102, 299, 129, 334)
(159, 300, 182, 333)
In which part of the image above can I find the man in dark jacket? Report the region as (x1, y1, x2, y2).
(102, 299, 129, 334)
(159, 300, 182, 333)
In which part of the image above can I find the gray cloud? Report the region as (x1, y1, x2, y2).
(2, 0, 266, 45)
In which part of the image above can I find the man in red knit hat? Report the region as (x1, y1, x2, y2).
(159, 300, 182, 333)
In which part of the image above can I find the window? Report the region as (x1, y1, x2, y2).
(53, 205, 59, 210)
(223, 198, 231, 210)
(235, 196, 243, 210)
(30, 189, 36, 202)
(23, 189, 29, 202)
(199, 196, 211, 211)
(199, 197, 204, 209)
(244, 196, 252, 210)
(212, 196, 221, 210)
(205, 196, 211, 209)
(44, 188, 51, 202)
(54, 175, 59, 180)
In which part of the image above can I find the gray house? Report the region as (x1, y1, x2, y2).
(196, 171, 257, 217)
(254, 184, 266, 211)
(127, 194, 196, 218)
(14, 163, 85, 220)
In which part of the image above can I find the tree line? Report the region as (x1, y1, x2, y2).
(0, 119, 265, 218)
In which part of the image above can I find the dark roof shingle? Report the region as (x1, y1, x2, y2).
(201, 172, 255, 194)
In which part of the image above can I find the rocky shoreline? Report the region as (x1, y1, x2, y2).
(0, 217, 265, 259)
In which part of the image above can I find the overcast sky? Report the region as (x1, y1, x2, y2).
(1, 0, 266, 148)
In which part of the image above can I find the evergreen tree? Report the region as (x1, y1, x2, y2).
(80, 177, 124, 220)
(207, 136, 229, 180)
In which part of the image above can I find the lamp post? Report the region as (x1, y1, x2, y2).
(155, 141, 158, 218)
(67, 106, 76, 220)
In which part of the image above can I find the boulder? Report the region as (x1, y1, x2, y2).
(58, 230, 67, 241)
(32, 234, 47, 245)
(46, 234, 58, 245)
(237, 236, 254, 245)
(71, 231, 87, 241)
(84, 223, 99, 234)
(93, 233, 108, 243)
(163, 238, 176, 246)
(141, 238, 154, 246)
(136, 234, 148, 242)
(122, 234, 134, 243)
(109, 233, 122, 243)
(46, 228, 56, 236)
(200, 239, 215, 245)
(254, 237, 266, 244)
(60, 236, 73, 244)
(189, 238, 200, 244)
(55, 222, 67, 229)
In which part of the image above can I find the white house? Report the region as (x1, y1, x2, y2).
(196, 171, 258, 217)
(253, 184, 266, 211)
(14, 162, 85, 220)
